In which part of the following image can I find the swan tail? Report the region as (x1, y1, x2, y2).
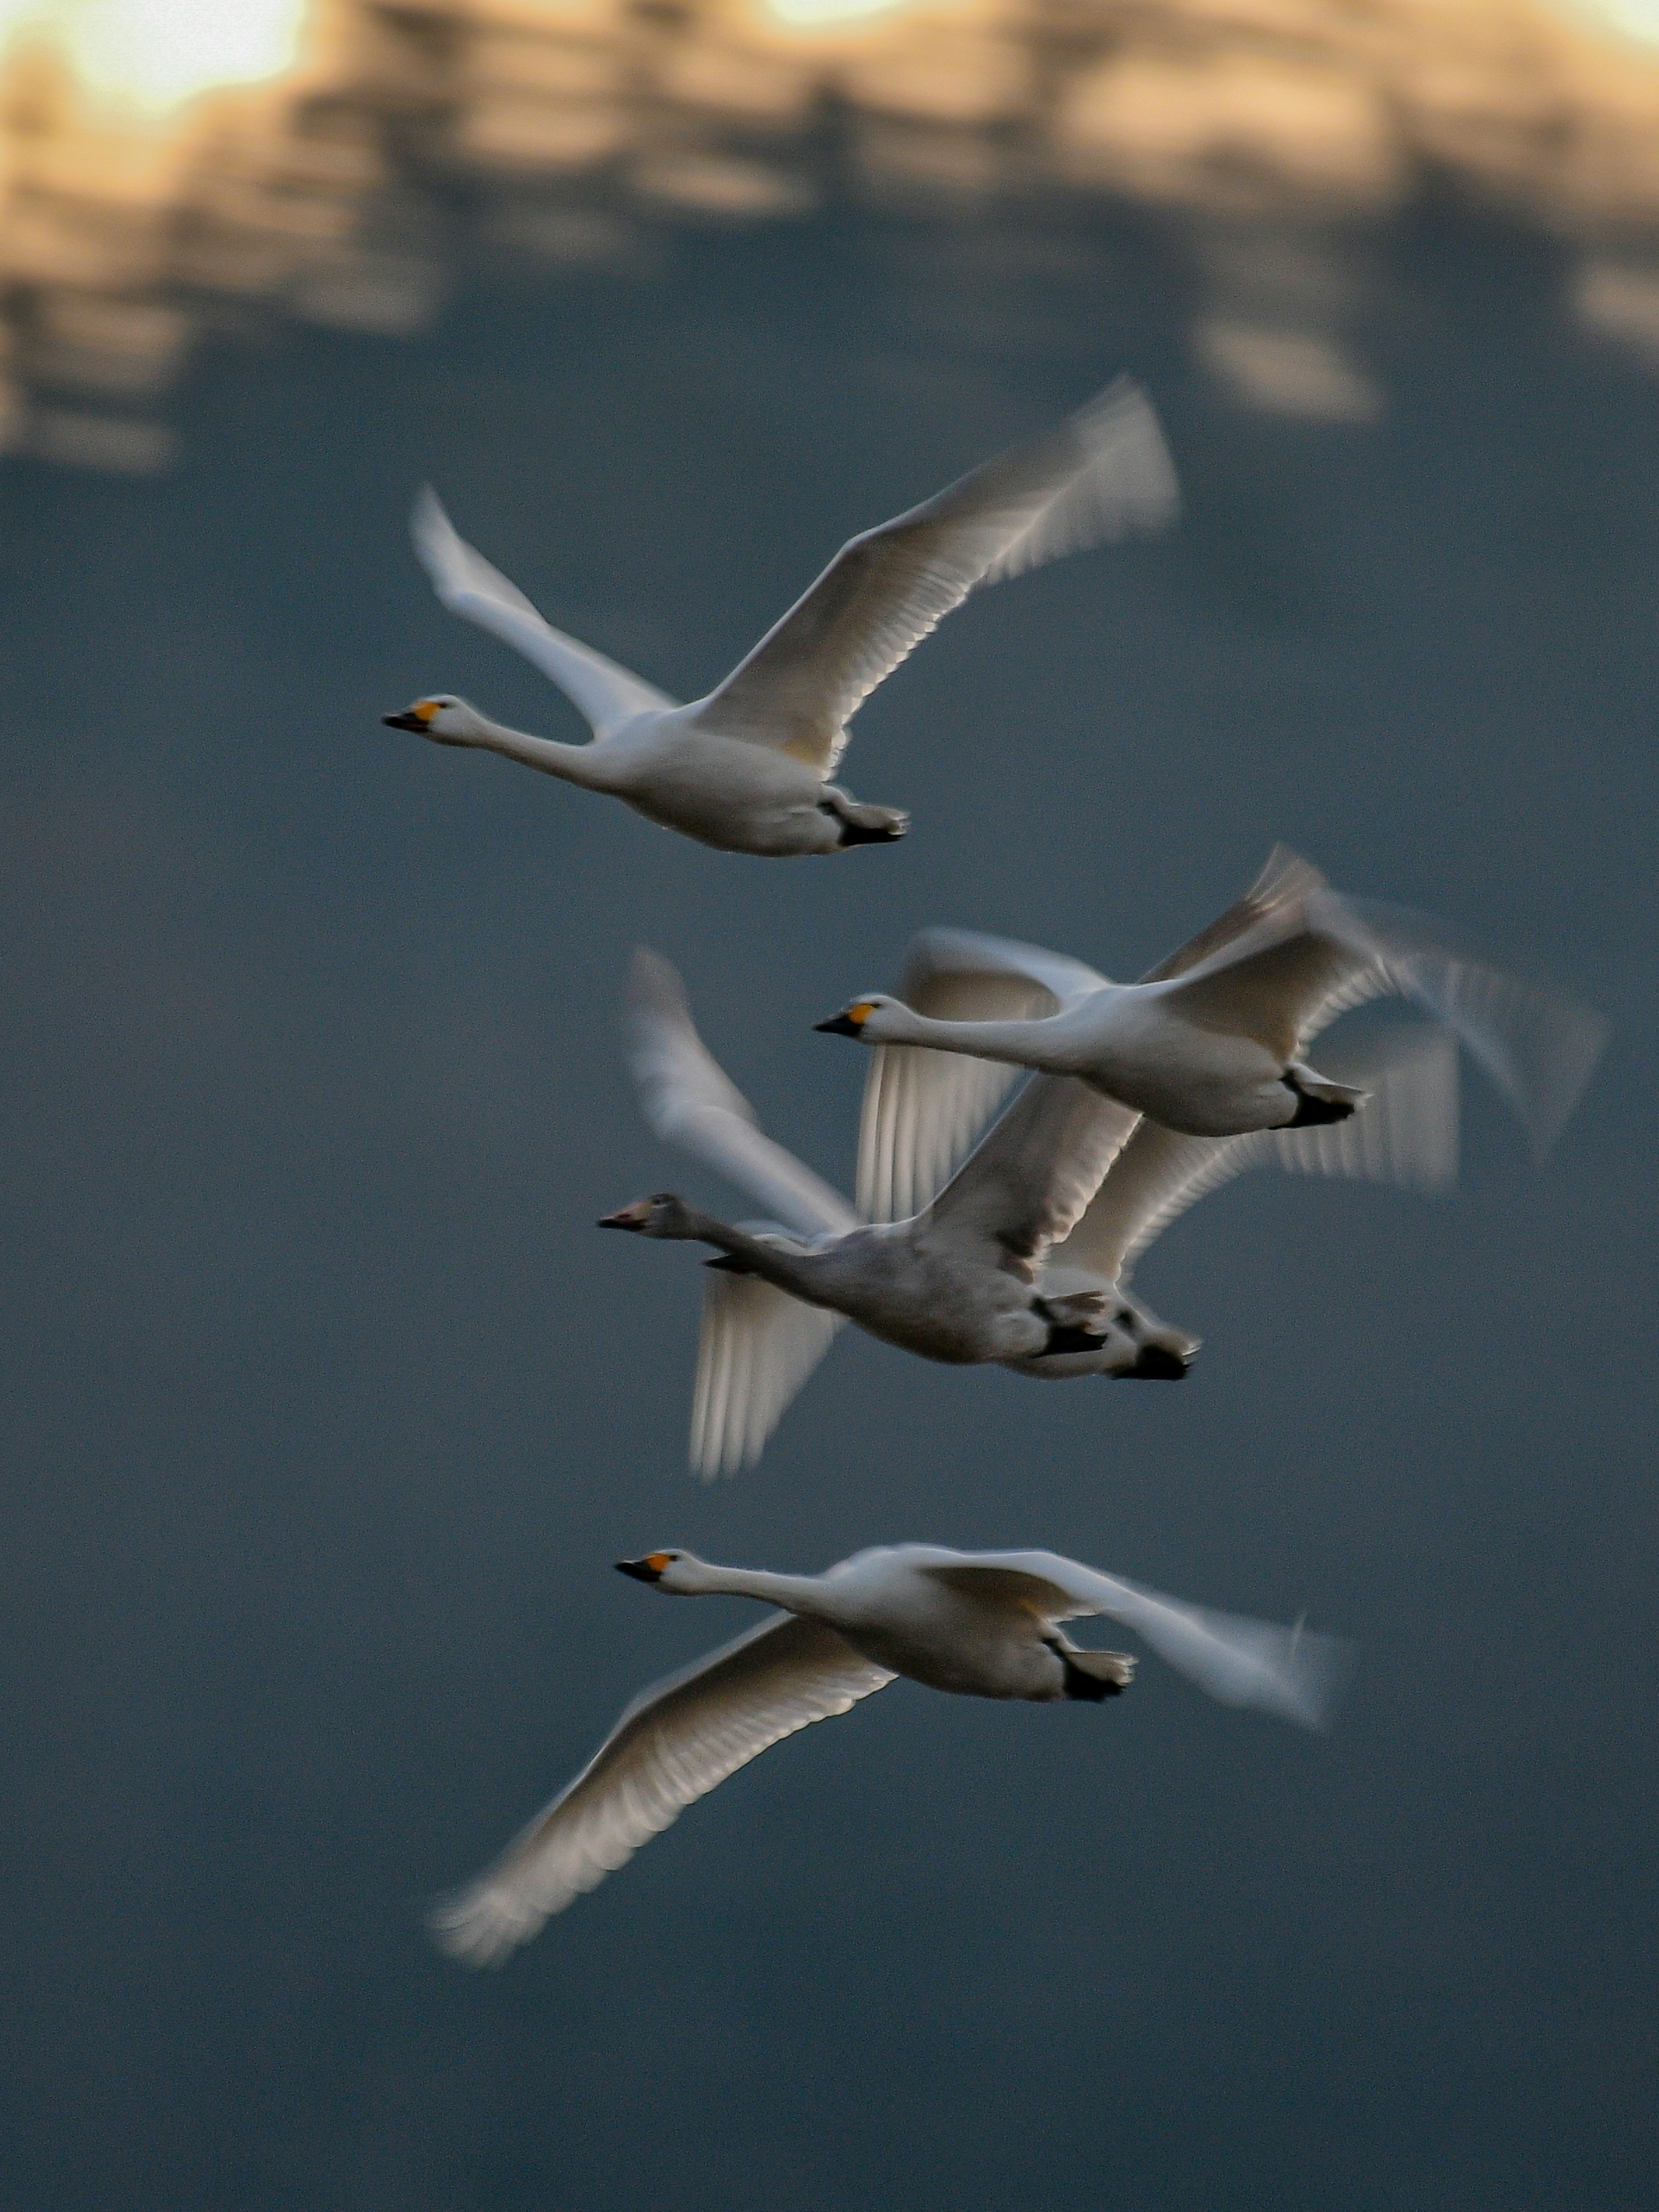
(1060, 1648, 1135, 1700)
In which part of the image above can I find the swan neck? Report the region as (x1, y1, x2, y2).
(685, 1563, 826, 1612)
(887, 1011, 1056, 1067)
(468, 716, 623, 789)
(685, 1216, 825, 1300)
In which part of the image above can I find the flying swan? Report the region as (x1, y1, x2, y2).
(382, 378, 1178, 856)
(604, 892, 1457, 1476)
(429, 1543, 1351, 1964)
(817, 848, 1605, 1152)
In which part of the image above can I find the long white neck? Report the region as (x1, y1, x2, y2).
(874, 1006, 1071, 1070)
(461, 712, 631, 792)
(677, 1560, 830, 1614)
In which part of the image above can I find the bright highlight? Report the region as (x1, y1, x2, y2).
(0, 0, 305, 113)
(765, 0, 906, 23)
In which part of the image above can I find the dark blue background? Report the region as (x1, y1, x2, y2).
(1, 202, 1653, 2209)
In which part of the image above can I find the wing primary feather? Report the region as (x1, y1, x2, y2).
(410, 486, 674, 734)
(430, 1615, 895, 1964)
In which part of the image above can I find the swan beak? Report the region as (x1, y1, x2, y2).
(814, 1006, 870, 1038)
(382, 700, 439, 732)
(598, 1200, 653, 1231)
(616, 1555, 668, 1584)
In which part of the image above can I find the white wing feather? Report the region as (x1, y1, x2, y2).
(626, 949, 858, 1241)
(855, 928, 1109, 1225)
(928, 1553, 1351, 1731)
(1162, 881, 1605, 1156)
(855, 849, 1326, 1225)
(412, 486, 676, 736)
(431, 1614, 894, 1964)
(690, 1270, 843, 1480)
(695, 378, 1177, 774)
(1051, 1026, 1459, 1292)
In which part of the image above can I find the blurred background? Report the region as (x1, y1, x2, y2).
(0, 3, 1655, 2208)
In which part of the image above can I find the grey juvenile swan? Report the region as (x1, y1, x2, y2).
(603, 922, 1456, 1475)
(817, 848, 1605, 1152)
(382, 378, 1177, 856)
(430, 1542, 1351, 1963)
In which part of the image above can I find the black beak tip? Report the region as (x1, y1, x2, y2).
(616, 1558, 661, 1583)
(382, 711, 423, 732)
(814, 1014, 861, 1037)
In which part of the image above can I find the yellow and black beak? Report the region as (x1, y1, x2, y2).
(382, 699, 439, 733)
(814, 1002, 873, 1038)
(616, 1553, 672, 1584)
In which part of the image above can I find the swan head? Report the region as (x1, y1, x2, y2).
(616, 1549, 702, 1592)
(814, 993, 907, 1043)
(381, 694, 483, 745)
(597, 1192, 698, 1238)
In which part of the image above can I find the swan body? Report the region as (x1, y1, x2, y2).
(430, 1543, 1351, 1963)
(818, 848, 1605, 1152)
(382, 377, 1179, 857)
(607, 928, 1458, 1474)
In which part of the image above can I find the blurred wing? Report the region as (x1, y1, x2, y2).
(1338, 898, 1606, 1162)
(941, 1553, 1351, 1731)
(690, 1270, 844, 1480)
(1137, 844, 1329, 983)
(431, 1615, 894, 1964)
(855, 928, 1109, 1224)
(920, 1074, 1141, 1278)
(626, 950, 858, 1241)
(856, 847, 1326, 1225)
(412, 486, 675, 735)
(1053, 1027, 1459, 1290)
(1163, 885, 1606, 1161)
(1156, 895, 1383, 1064)
(694, 379, 1177, 774)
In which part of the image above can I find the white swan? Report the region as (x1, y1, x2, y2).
(817, 848, 1605, 1154)
(605, 936, 1455, 1476)
(381, 378, 1178, 856)
(430, 1543, 1351, 1963)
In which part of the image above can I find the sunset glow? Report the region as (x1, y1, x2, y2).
(765, 0, 908, 22)
(0, 0, 305, 113)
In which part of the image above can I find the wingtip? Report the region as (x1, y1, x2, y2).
(1074, 374, 1182, 533)
(1278, 1628, 1357, 1734)
(426, 1887, 524, 1970)
(408, 481, 459, 574)
(625, 944, 692, 1028)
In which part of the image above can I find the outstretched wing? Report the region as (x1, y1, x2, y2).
(431, 1614, 894, 1964)
(927, 1553, 1351, 1731)
(1050, 1026, 1458, 1292)
(412, 487, 676, 737)
(919, 1073, 1141, 1279)
(855, 849, 1323, 1225)
(1137, 844, 1329, 984)
(855, 928, 1109, 1225)
(1339, 898, 1606, 1162)
(1160, 882, 1605, 1158)
(690, 1270, 843, 1480)
(693, 379, 1178, 775)
(626, 949, 858, 1241)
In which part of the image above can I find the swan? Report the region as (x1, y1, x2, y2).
(604, 930, 1455, 1475)
(429, 1542, 1351, 1962)
(381, 377, 1178, 857)
(816, 848, 1606, 1152)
